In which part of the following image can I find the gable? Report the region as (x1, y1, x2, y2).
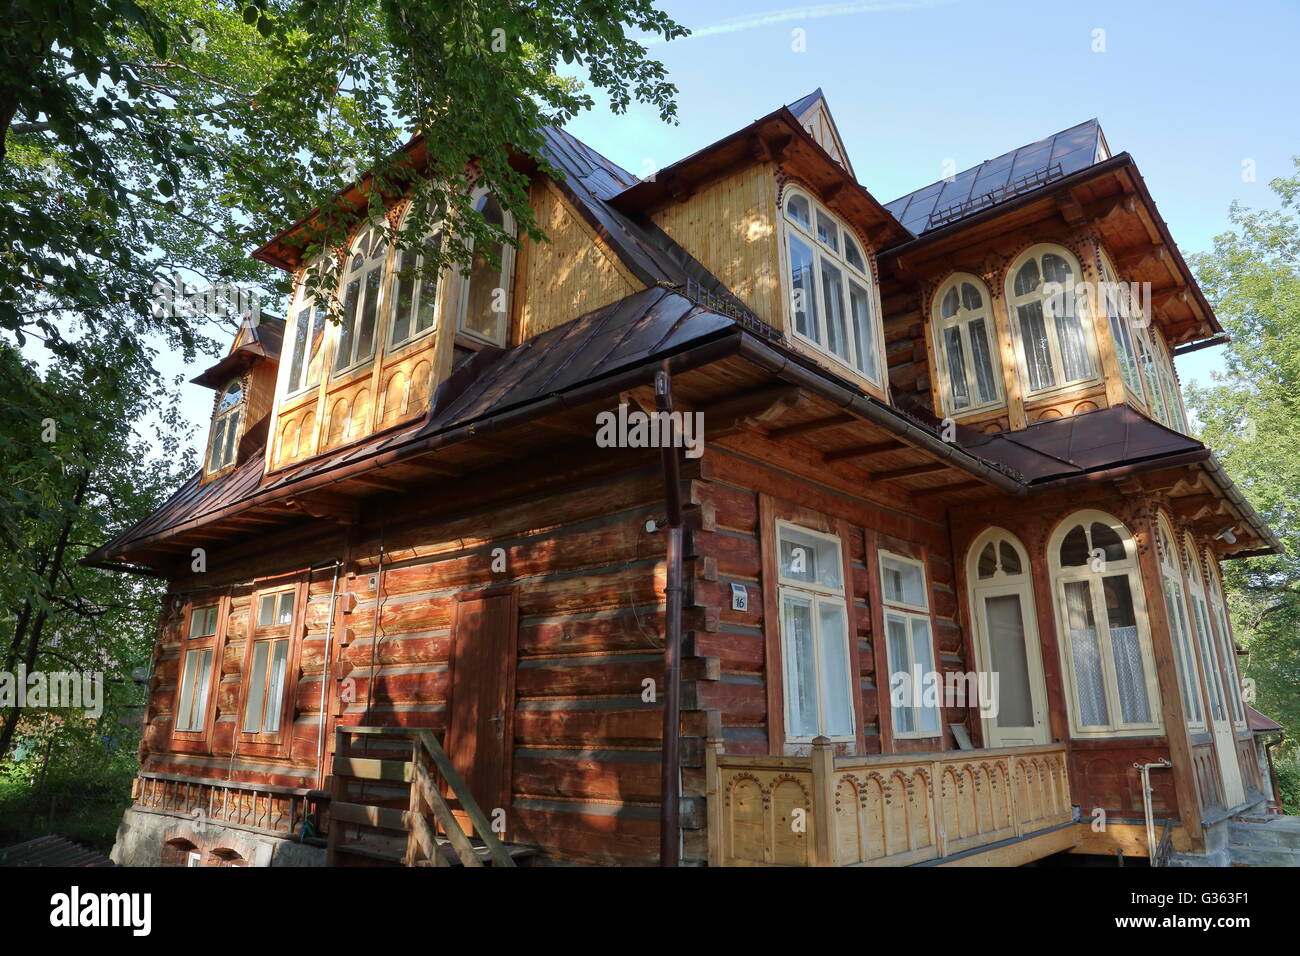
(789, 90, 855, 179)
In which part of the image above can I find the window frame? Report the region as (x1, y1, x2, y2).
(235, 579, 304, 758)
(168, 595, 228, 754)
(1203, 546, 1249, 732)
(205, 378, 244, 475)
(931, 273, 1005, 417)
(780, 185, 886, 389)
(877, 548, 941, 740)
(1004, 243, 1102, 400)
(331, 221, 391, 378)
(773, 520, 857, 744)
(282, 261, 332, 401)
(1097, 248, 1149, 410)
(1049, 510, 1164, 739)
(455, 187, 517, 348)
(386, 206, 446, 354)
(1156, 515, 1205, 731)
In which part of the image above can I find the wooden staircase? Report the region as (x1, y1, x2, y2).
(326, 726, 535, 867)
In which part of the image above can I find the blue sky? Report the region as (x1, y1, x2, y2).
(172, 0, 1298, 442)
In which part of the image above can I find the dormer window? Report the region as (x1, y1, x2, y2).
(389, 220, 444, 348)
(334, 223, 388, 374)
(457, 190, 515, 346)
(1006, 245, 1097, 396)
(206, 379, 243, 473)
(285, 262, 328, 396)
(932, 274, 1003, 415)
(782, 186, 882, 386)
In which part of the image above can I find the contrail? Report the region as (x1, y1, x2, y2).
(641, 0, 959, 45)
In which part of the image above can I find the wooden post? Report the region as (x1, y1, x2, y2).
(810, 735, 836, 867)
(705, 738, 723, 867)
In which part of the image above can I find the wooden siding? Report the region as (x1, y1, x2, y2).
(650, 162, 782, 323)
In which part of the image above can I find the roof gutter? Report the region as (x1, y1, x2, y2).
(1173, 334, 1230, 356)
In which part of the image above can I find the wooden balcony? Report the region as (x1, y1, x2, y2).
(706, 739, 1078, 866)
(132, 771, 332, 839)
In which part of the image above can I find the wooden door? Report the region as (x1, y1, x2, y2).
(446, 589, 518, 829)
(972, 582, 1050, 747)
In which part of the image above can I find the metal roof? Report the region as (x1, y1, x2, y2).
(884, 120, 1105, 236)
(0, 835, 115, 867)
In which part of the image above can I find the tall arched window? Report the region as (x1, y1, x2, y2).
(1156, 516, 1204, 729)
(966, 529, 1047, 746)
(206, 379, 243, 473)
(1050, 511, 1161, 737)
(389, 208, 444, 349)
(1098, 250, 1145, 403)
(1204, 548, 1247, 729)
(1182, 534, 1226, 725)
(932, 274, 1003, 415)
(284, 260, 329, 397)
(333, 222, 388, 374)
(1006, 244, 1096, 395)
(457, 190, 515, 347)
(782, 186, 882, 385)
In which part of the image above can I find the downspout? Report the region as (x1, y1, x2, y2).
(1135, 760, 1172, 863)
(315, 559, 343, 790)
(656, 366, 684, 867)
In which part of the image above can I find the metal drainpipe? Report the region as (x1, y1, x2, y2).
(656, 366, 684, 867)
(1135, 760, 1172, 863)
(315, 559, 343, 790)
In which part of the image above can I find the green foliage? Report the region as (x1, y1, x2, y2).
(1276, 757, 1300, 816)
(1186, 157, 1300, 758)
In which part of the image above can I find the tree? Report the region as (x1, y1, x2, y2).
(1185, 157, 1300, 757)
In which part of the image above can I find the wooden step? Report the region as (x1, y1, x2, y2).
(333, 756, 412, 782)
(333, 840, 406, 865)
(330, 801, 407, 831)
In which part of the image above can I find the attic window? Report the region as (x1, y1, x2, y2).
(1006, 245, 1098, 396)
(334, 223, 388, 374)
(932, 274, 1003, 415)
(285, 262, 329, 396)
(206, 379, 243, 473)
(457, 190, 516, 347)
(782, 186, 883, 386)
(390, 218, 444, 349)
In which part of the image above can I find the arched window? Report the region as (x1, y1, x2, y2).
(1155, 517, 1204, 728)
(782, 186, 882, 385)
(457, 190, 515, 346)
(1098, 250, 1145, 403)
(1182, 534, 1226, 726)
(206, 379, 243, 472)
(966, 529, 1047, 746)
(333, 222, 388, 374)
(932, 274, 1002, 414)
(1006, 244, 1096, 394)
(284, 260, 329, 397)
(1049, 511, 1161, 736)
(389, 207, 444, 349)
(1204, 548, 1247, 728)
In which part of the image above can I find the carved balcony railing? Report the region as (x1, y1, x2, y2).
(706, 739, 1073, 866)
(132, 771, 332, 839)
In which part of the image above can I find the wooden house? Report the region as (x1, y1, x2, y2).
(92, 89, 1281, 868)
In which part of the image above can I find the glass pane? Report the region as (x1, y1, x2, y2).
(177, 650, 199, 732)
(848, 280, 878, 380)
(1193, 597, 1225, 721)
(1091, 522, 1126, 563)
(881, 555, 926, 607)
(788, 235, 818, 340)
(815, 210, 838, 251)
(278, 592, 294, 625)
(222, 412, 239, 465)
(960, 282, 982, 311)
(207, 419, 226, 470)
(817, 602, 854, 737)
(985, 594, 1033, 728)
(218, 382, 242, 411)
(941, 286, 959, 319)
(463, 242, 506, 342)
(258, 594, 276, 628)
(1104, 575, 1150, 724)
(414, 233, 442, 333)
(389, 246, 416, 346)
(786, 193, 811, 230)
(967, 318, 998, 404)
(887, 616, 914, 735)
(998, 541, 1022, 576)
(190, 605, 217, 638)
(243, 642, 269, 733)
(944, 325, 970, 410)
(779, 527, 842, 591)
(289, 306, 311, 390)
(335, 278, 361, 370)
(1013, 259, 1040, 296)
(265, 640, 289, 733)
(1053, 299, 1091, 382)
(820, 258, 849, 359)
(356, 264, 381, 362)
(306, 309, 326, 387)
(1016, 301, 1055, 390)
(782, 595, 818, 739)
(1063, 580, 1108, 726)
(1059, 525, 1089, 566)
(844, 236, 866, 273)
(977, 543, 997, 579)
(1164, 578, 1201, 724)
(910, 618, 940, 733)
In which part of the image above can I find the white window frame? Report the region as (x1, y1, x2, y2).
(780, 185, 886, 388)
(331, 221, 390, 377)
(931, 273, 1005, 416)
(1182, 534, 1227, 727)
(1005, 243, 1101, 399)
(174, 604, 219, 734)
(774, 521, 856, 744)
(456, 187, 516, 348)
(1204, 547, 1248, 731)
(1049, 510, 1163, 738)
(878, 549, 940, 739)
(387, 205, 445, 352)
(1097, 249, 1149, 410)
(282, 260, 331, 400)
(1157, 516, 1205, 730)
(205, 379, 243, 474)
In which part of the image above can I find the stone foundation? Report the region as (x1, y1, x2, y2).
(110, 807, 326, 867)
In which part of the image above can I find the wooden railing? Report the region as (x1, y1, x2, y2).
(707, 739, 1073, 866)
(326, 726, 516, 867)
(132, 771, 331, 839)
